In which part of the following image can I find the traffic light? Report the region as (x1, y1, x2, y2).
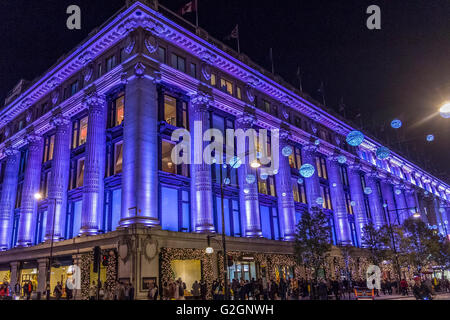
(93, 246, 101, 273)
(227, 255, 233, 267)
(102, 254, 109, 267)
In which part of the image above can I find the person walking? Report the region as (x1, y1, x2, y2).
(53, 282, 63, 300)
(400, 279, 408, 296)
(413, 276, 432, 300)
(192, 280, 200, 300)
(147, 282, 158, 300)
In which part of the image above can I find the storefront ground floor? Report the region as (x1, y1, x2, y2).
(0, 226, 445, 300)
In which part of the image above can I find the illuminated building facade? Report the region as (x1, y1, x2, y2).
(0, 0, 449, 298)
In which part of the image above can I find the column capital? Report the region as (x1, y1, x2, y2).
(25, 133, 42, 145)
(82, 89, 106, 110)
(302, 143, 318, 153)
(236, 112, 256, 128)
(190, 91, 213, 112)
(51, 113, 71, 127)
(3, 146, 19, 157)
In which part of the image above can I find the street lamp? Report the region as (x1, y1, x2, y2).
(439, 101, 450, 119)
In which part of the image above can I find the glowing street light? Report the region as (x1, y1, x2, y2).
(205, 247, 214, 254)
(34, 192, 43, 200)
(250, 159, 261, 168)
(439, 102, 450, 119)
(413, 212, 421, 218)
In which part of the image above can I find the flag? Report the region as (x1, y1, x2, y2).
(296, 66, 303, 92)
(179, 0, 197, 15)
(230, 24, 239, 39)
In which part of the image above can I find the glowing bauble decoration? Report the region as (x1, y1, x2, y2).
(391, 119, 402, 129)
(383, 203, 388, 208)
(376, 146, 390, 160)
(439, 102, 450, 119)
(332, 183, 337, 187)
(350, 201, 356, 207)
(316, 197, 324, 205)
(337, 155, 347, 164)
(260, 172, 268, 180)
(395, 189, 402, 195)
(228, 156, 242, 168)
(299, 164, 315, 178)
(297, 178, 304, 185)
(246, 174, 256, 184)
(314, 139, 320, 146)
(212, 158, 217, 164)
(426, 134, 434, 142)
(223, 164, 227, 169)
(223, 178, 231, 185)
(243, 188, 250, 194)
(282, 145, 293, 157)
(273, 169, 278, 174)
(282, 192, 287, 197)
(424, 191, 429, 196)
(439, 208, 445, 213)
(346, 130, 364, 147)
(364, 187, 372, 195)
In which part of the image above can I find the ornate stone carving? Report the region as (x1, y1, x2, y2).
(199, 50, 217, 65)
(46, 77, 60, 89)
(78, 50, 94, 66)
(190, 91, 213, 108)
(126, 35, 136, 54)
(25, 111, 32, 123)
(83, 65, 93, 82)
(245, 85, 255, 103)
(83, 90, 105, 110)
(236, 112, 256, 129)
(201, 62, 212, 81)
(282, 107, 290, 120)
(4, 146, 18, 158)
(51, 90, 59, 105)
(144, 35, 158, 54)
(51, 114, 70, 127)
(142, 236, 158, 262)
(4, 127, 10, 138)
(134, 62, 146, 77)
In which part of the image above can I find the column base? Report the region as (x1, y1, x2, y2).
(78, 228, 101, 236)
(194, 224, 216, 233)
(282, 234, 296, 242)
(0, 246, 8, 251)
(15, 241, 32, 248)
(119, 216, 160, 228)
(244, 229, 263, 238)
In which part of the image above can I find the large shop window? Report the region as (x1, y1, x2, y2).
(109, 95, 124, 128)
(66, 200, 82, 239)
(103, 188, 121, 232)
(161, 140, 188, 176)
(160, 186, 190, 232)
(214, 197, 241, 237)
(162, 94, 188, 128)
(260, 205, 280, 240)
(72, 116, 88, 149)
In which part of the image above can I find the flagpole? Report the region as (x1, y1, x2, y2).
(195, 0, 199, 27)
(236, 26, 241, 54)
(297, 66, 303, 92)
(270, 48, 274, 74)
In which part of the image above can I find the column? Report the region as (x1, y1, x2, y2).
(9, 262, 19, 292)
(37, 258, 48, 297)
(301, 144, 321, 210)
(366, 173, 385, 228)
(393, 185, 408, 224)
(327, 156, 352, 245)
(236, 113, 261, 237)
(405, 187, 418, 216)
(0, 147, 20, 250)
(80, 90, 106, 235)
(274, 130, 296, 241)
(380, 180, 397, 224)
(347, 164, 368, 246)
(17, 133, 44, 247)
(120, 66, 159, 227)
(45, 114, 71, 241)
(190, 92, 215, 233)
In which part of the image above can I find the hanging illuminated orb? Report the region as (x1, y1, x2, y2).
(243, 188, 250, 194)
(346, 130, 364, 147)
(246, 174, 256, 184)
(297, 178, 304, 185)
(424, 191, 429, 196)
(299, 164, 315, 178)
(439, 102, 450, 119)
(316, 197, 324, 205)
(376, 146, 390, 160)
(281, 145, 293, 157)
(383, 203, 388, 208)
(314, 139, 320, 146)
(337, 155, 347, 164)
(426, 134, 434, 142)
(282, 192, 287, 197)
(395, 189, 402, 195)
(260, 172, 268, 180)
(228, 156, 242, 169)
(223, 178, 231, 185)
(350, 201, 356, 207)
(390, 119, 402, 129)
(364, 187, 372, 195)
(332, 183, 337, 188)
(439, 208, 445, 213)
(223, 164, 227, 169)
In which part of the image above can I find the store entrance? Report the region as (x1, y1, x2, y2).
(228, 261, 257, 281)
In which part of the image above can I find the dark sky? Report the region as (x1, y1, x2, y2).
(0, 0, 449, 183)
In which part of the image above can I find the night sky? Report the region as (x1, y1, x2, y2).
(0, 0, 449, 183)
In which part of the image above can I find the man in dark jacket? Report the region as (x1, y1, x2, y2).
(413, 277, 432, 300)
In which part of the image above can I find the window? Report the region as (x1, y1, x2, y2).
(236, 87, 242, 99)
(72, 116, 88, 149)
(211, 73, 217, 86)
(70, 81, 79, 96)
(65, 200, 82, 239)
(340, 166, 349, 187)
(344, 192, 354, 214)
(258, 175, 276, 196)
(161, 94, 188, 128)
(220, 79, 233, 95)
(189, 63, 196, 78)
(35, 210, 47, 244)
(40, 171, 51, 198)
(160, 186, 190, 232)
(158, 47, 166, 63)
(262, 100, 270, 113)
(288, 147, 302, 169)
(320, 185, 332, 210)
(260, 205, 280, 240)
(292, 178, 307, 203)
(76, 157, 85, 188)
(109, 95, 124, 128)
(97, 63, 103, 78)
(171, 53, 186, 72)
(106, 55, 116, 72)
(160, 140, 188, 176)
(43, 135, 55, 163)
(119, 48, 126, 63)
(316, 156, 328, 179)
(103, 189, 122, 232)
(113, 141, 123, 175)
